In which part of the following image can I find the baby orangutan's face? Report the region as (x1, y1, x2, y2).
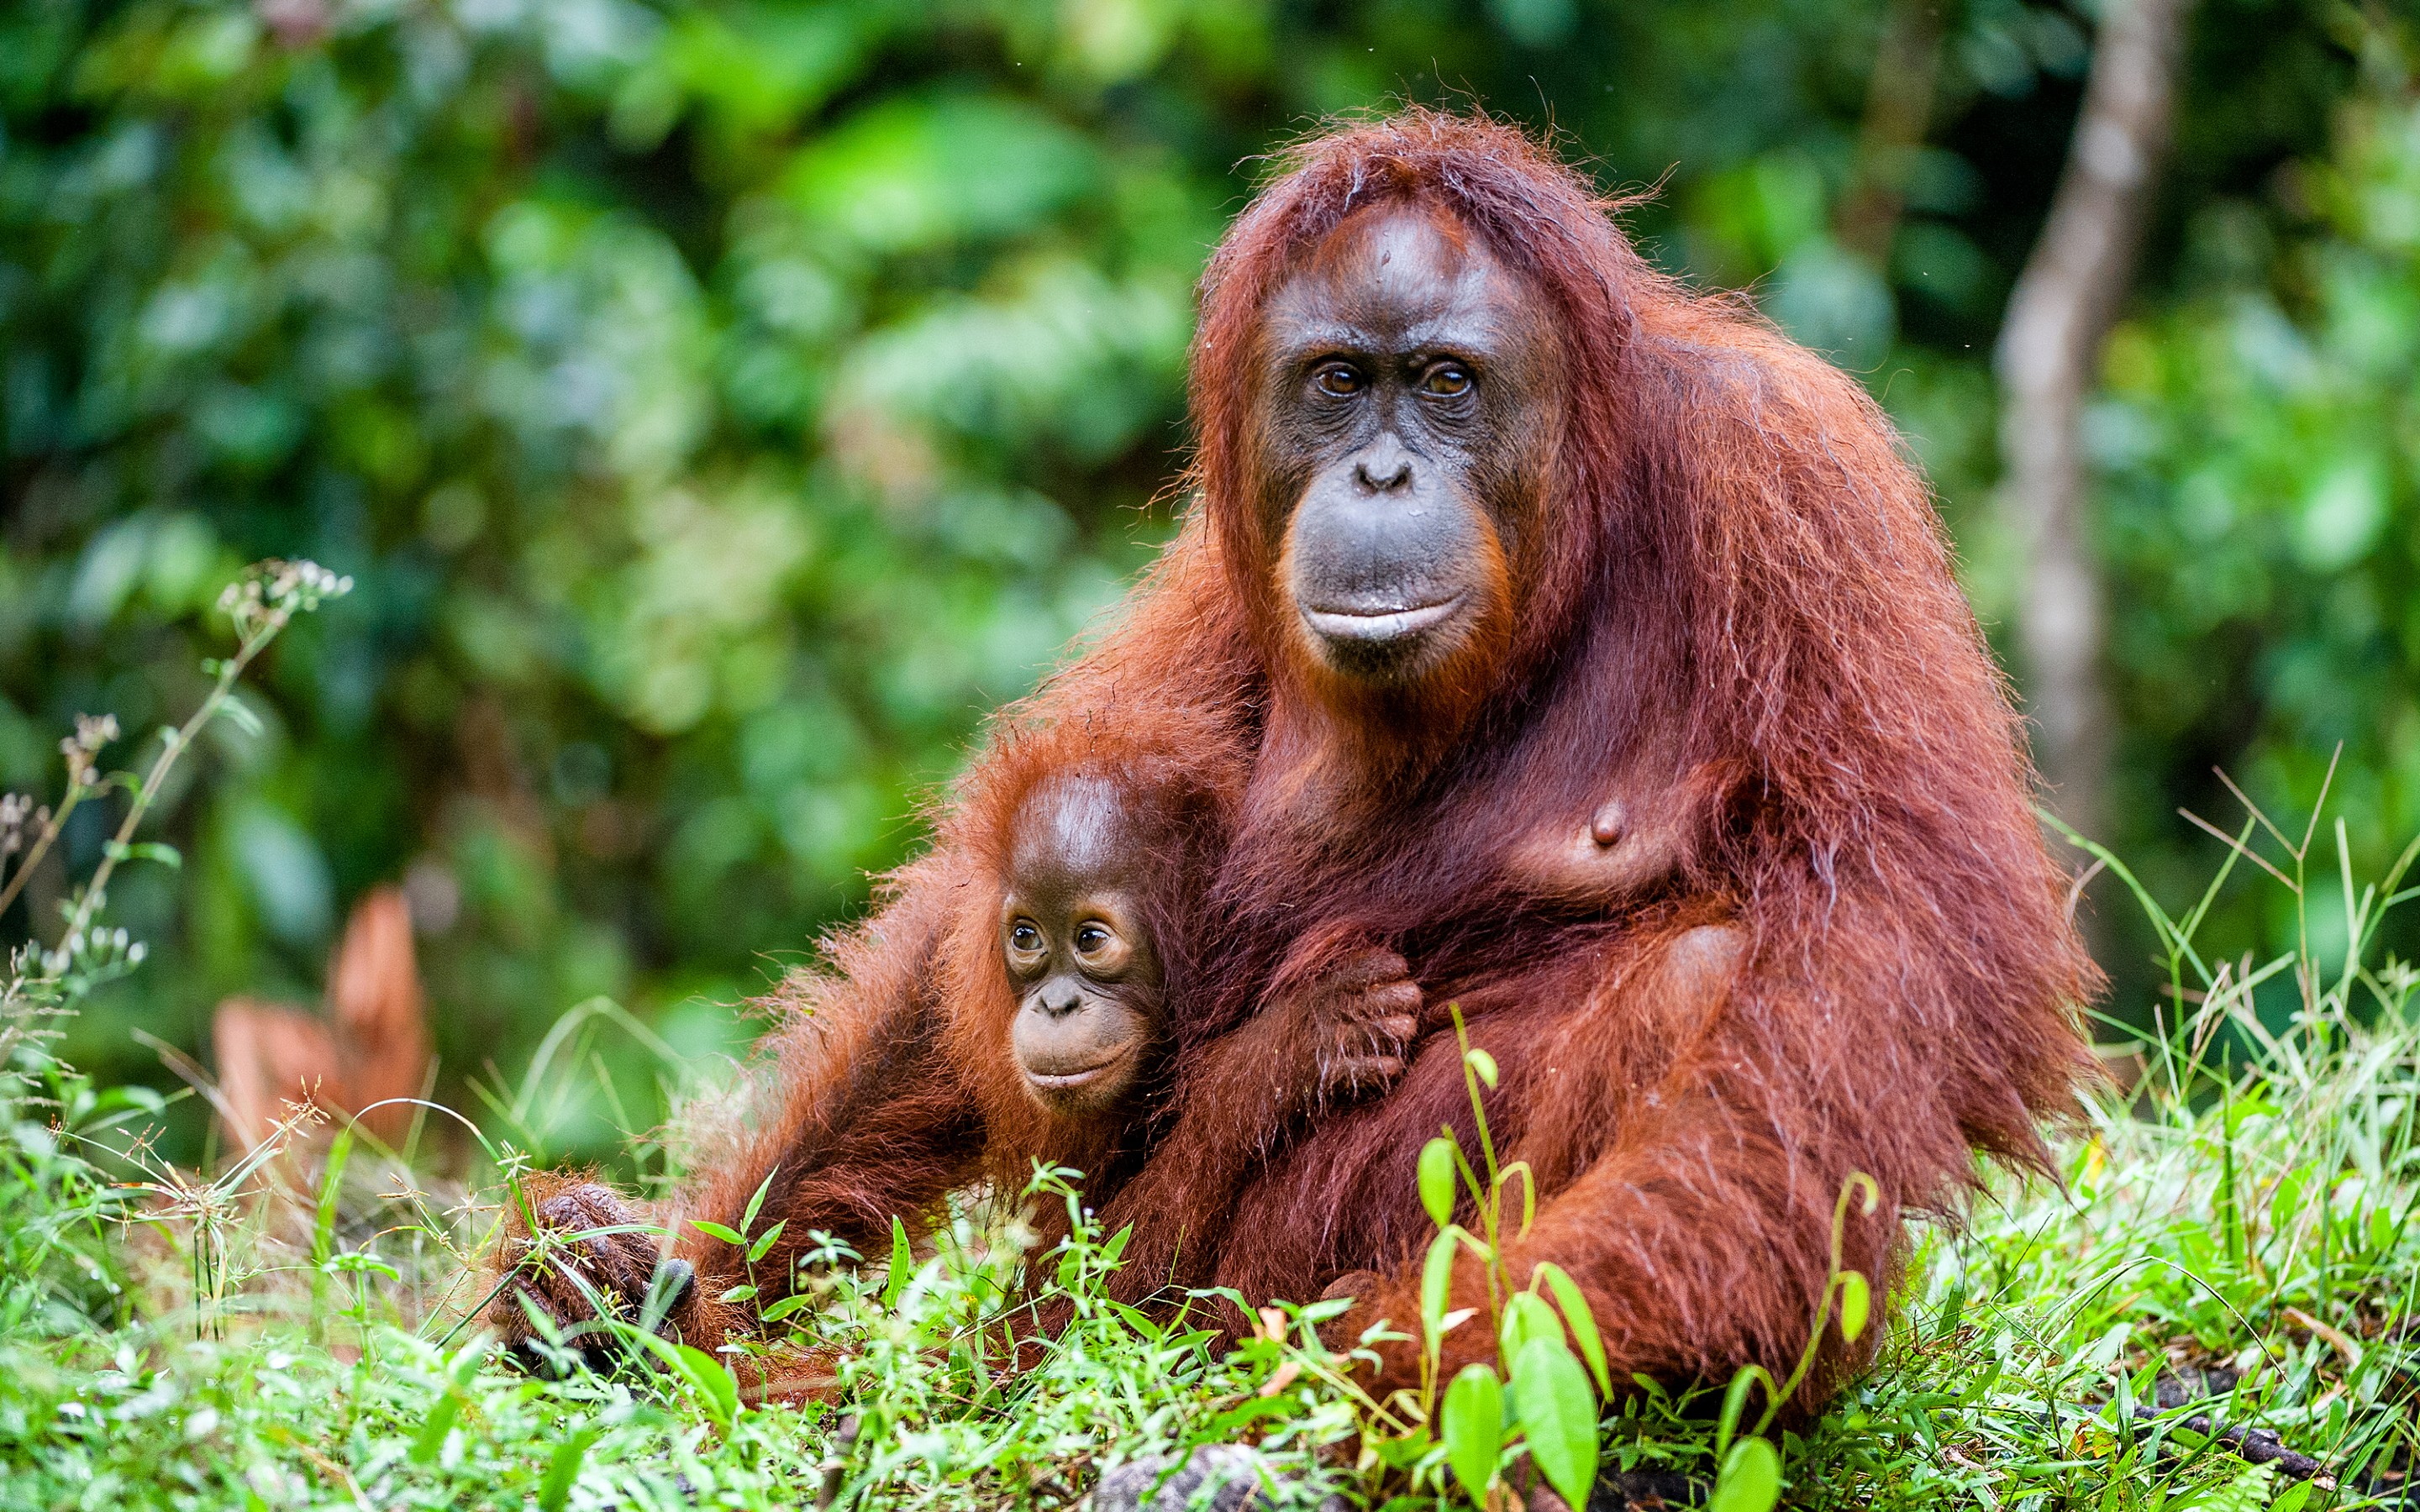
(1000, 778, 1165, 1117)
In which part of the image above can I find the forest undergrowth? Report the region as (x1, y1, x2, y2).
(1, 571, 2415, 1512)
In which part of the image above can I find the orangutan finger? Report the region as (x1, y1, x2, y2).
(1349, 981, 1423, 1023)
(1329, 1053, 1407, 1089)
(1325, 946, 1410, 991)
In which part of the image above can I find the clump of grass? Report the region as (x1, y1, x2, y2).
(0, 560, 350, 1347)
(2, 571, 2414, 1509)
(1764, 770, 2420, 1511)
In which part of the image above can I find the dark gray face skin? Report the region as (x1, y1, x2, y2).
(1001, 777, 1165, 1118)
(1256, 207, 1560, 688)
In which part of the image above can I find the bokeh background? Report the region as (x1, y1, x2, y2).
(3, 0, 2414, 1158)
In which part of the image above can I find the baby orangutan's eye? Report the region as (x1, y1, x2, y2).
(1074, 923, 1113, 956)
(1010, 921, 1044, 953)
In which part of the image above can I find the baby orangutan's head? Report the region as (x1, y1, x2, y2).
(999, 773, 1165, 1117)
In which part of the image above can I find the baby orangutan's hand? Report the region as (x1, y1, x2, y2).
(486, 1176, 694, 1371)
(1276, 942, 1422, 1110)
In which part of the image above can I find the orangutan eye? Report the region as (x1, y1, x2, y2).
(1313, 363, 1364, 397)
(1074, 923, 1113, 955)
(1422, 363, 1472, 396)
(1010, 921, 1043, 953)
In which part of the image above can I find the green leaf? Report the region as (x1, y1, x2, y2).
(2199, 1462, 2278, 1512)
(1501, 1159, 1537, 1236)
(1419, 1136, 1459, 1227)
(1709, 1436, 1781, 1512)
(539, 1428, 598, 1512)
(691, 1220, 747, 1247)
(123, 837, 182, 870)
(1421, 1227, 1460, 1344)
(1838, 1270, 1870, 1341)
(94, 1084, 166, 1117)
(625, 1330, 743, 1431)
(1201, 1394, 1305, 1440)
(410, 1391, 462, 1465)
(2270, 1167, 2307, 1226)
(1441, 1363, 1505, 1498)
(1500, 1289, 1565, 1362)
(312, 1126, 354, 1268)
(882, 1215, 913, 1308)
(1716, 1364, 1771, 1459)
(718, 1284, 758, 1304)
(409, 1344, 487, 1463)
(672, 1342, 741, 1431)
(1466, 1047, 1499, 1088)
(786, 96, 1101, 255)
(1107, 1300, 1160, 1337)
(761, 1293, 813, 1324)
(741, 1168, 777, 1233)
(1367, 1430, 1439, 1471)
(1534, 1263, 1612, 1397)
(1934, 1286, 1964, 1343)
(1512, 1337, 1597, 1510)
(2270, 1476, 2314, 1512)
(323, 1251, 399, 1280)
(747, 1219, 787, 1263)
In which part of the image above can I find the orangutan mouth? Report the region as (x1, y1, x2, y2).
(1300, 595, 1465, 645)
(1023, 1044, 1134, 1092)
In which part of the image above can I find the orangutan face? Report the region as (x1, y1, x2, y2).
(1253, 203, 1561, 691)
(999, 776, 1165, 1117)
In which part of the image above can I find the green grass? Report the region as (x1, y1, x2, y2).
(1, 576, 2416, 1509)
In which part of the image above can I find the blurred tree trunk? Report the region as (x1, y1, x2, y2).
(1837, 0, 1944, 263)
(1997, 0, 2196, 843)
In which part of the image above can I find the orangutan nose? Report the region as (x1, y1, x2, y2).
(1354, 433, 1413, 493)
(1038, 981, 1084, 1018)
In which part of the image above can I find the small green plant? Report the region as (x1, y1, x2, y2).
(1375, 1005, 1886, 1512)
(1702, 1173, 1882, 1512)
(1370, 1004, 1612, 1509)
(0, 559, 350, 1342)
(1, 572, 2413, 1512)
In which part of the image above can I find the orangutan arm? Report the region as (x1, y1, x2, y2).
(1092, 941, 1421, 1306)
(485, 869, 986, 1357)
(1328, 916, 2081, 1417)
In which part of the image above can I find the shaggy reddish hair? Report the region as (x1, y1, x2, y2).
(491, 110, 2099, 1415)
(1150, 111, 2101, 1393)
(931, 704, 1251, 1204)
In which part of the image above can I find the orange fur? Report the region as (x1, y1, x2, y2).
(497, 113, 2099, 1419)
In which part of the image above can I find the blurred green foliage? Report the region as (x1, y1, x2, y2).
(0, 0, 2380, 1152)
(2093, 19, 2420, 979)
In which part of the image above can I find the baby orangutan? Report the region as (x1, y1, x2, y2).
(994, 776, 1171, 1121)
(481, 750, 1422, 1370)
(991, 766, 1415, 1126)
(957, 764, 1424, 1293)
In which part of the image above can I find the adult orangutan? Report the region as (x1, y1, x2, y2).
(487, 111, 2099, 1411)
